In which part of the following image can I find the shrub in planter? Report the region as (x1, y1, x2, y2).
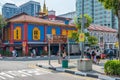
(104, 60, 120, 76)
(0, 50, 10, 56)
(4, 50, 10, 56)
(42, 50, 48, 56)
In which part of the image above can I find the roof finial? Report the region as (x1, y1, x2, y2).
(43, 0, 48, 15)
(43, 0, 46, 12)
(44, 0, 45, 4)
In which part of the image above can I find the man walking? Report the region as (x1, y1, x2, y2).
(108, 48, 114, 60)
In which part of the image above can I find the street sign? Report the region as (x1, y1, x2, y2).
(79, 33, 85, 42)
(115, 42, 119, 48)
(51, 35, 67, 43)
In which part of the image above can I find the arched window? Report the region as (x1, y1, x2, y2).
(33, 27, 40, 40)
(14, 26, 21, 40)
(68, 30, 72, 38)
(62, 29, 66, 35)
(52, 28, 56, 35)
(16, 30, 19, 39)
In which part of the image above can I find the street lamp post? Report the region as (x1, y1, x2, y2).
(77, 0, 92, 71)
(77, 0, 85, 59)
(46, 34, 52, 65)
(81, 0, 85, 59)
(67, 37, 70, 61)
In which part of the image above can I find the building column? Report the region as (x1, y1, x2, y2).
(22, 22, 28, 56)
(10, 23, 14, 52)
(43, 25, 47, 55)
(44, 25, 47, 42)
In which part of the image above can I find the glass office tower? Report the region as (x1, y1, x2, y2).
(76, 0, 118, 29)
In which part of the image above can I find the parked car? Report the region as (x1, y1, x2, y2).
(100, 53, 106, 59)
(103, 48, 118, 58)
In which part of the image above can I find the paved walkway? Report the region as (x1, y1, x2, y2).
(37, 59, 120, 80)
(0, 56, 80, 61)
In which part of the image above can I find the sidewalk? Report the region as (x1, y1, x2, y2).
(0, 55, 56, 60)
(0, 56, 80, 61)
(36, 59, 120, 80)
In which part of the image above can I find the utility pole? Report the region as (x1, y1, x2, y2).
(81, 0, 85, 59)
(58, 43, 61, 64)
(46, 34, 52, 65)
(67, 37, 70, 61)
(48, 41, 51, 65)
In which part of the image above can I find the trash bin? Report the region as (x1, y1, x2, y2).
(62, 59, 68, 68)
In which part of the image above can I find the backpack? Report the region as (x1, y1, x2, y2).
(109, 50, 113, 56)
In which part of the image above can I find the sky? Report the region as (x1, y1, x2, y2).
(0, 0, 76, 15)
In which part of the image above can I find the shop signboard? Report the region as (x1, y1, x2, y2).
(51, 35, 67, 44)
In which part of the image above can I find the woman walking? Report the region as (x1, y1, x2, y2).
(96, 50, 101, 64)
(91, 48, 96, 63)
(86, 49, 91, 59)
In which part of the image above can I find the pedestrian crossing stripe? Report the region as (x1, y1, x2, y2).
(0, 72, 14, 78)
(0, 69, 52, 80)
(0, 75, 6, 80)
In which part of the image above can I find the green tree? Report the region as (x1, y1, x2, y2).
(0, 15, 7, 39)
(98, 0, 120, 59)
(98, 0, 119, 16)
(74, 14, 92, 29)
(71, 14, 98, 46)
(87, 36, 98, 46)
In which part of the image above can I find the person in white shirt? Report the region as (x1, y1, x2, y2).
(12, 50, 15, 57)
(12, 49, 17, 57)
(32, 49, 36, 57)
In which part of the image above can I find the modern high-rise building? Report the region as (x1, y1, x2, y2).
(58, 11, 76, 19)
(58, 11, 76, 24)
(2, 3, 18, 18)
(19, 1, 40, 17)
(2, 1, 41, 18)
(76, 0, 118, 29)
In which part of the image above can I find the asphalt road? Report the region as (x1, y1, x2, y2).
(0, 60, 98, 80)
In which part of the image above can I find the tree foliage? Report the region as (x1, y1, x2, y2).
(0, 15, 7, 29)
(98, 0, 120, 16)
(70, 32, 79, 42)
(74, 14, 92, 29)
(87, 36, 98, 46)
(0, 15, 7, 39)
(99, 0, 120, 60)
(71, 14, 98, 46)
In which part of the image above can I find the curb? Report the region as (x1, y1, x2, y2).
(86, 73, 98, 78)
(36, 64, 120, 80)
(64, 70, 75, 74)
(75, 71, 86, 76)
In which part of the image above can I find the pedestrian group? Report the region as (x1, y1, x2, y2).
(85, 48, 114, 65)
